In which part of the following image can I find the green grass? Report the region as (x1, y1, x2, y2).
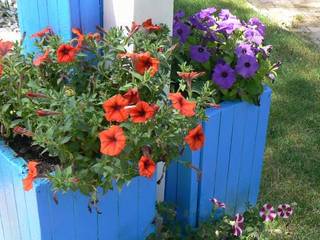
(175, 0, 320, 239)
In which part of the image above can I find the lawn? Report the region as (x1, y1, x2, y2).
(174, 0, 320, 239)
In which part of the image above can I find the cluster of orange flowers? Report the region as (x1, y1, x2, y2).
(0, 40, 14, 76)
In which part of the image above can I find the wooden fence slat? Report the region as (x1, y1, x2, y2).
(225, 103, 248, 215)
(79, 0, 102, 33)
(249, 87, 272, 205)
(69, 0, 82, 30)
(56, 0, 73, 41)
(164, 161, 178, 204)
(235, 103, 259, 213)
(98, 182, 119, 240)
(198, 109, 221, 222)
(47, 0, 60, 35)
(37, 0, 49, 29)
(138, 176, 156, 239)
(118, 178, 139, 240)
(73, 192, 98, 240)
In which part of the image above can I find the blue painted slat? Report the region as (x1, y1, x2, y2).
(138, 176, 157, 239)
(119, 177, 139, 240)
(176, 147, 201, 226)
(79, 0, 101, 33)
(225, 103, 247, 215)
(98, 182, 118, 240)
(164, 161, 178, 204)
(235, 103, 259, 213)
(22, 0, 40, 52)
(249, 87, 272, 205)
(46, 0, 60, 36)
(198, 109, 221, 222)
(37, 0, 49, 29)
(213, 103, 234, 205)
(69, 0, 82, 30)
(73, 192, 98, 240)
(0, 210, 5, 240)
(56, 0, 73, 41)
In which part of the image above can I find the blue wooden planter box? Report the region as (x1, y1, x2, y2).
(165, 86, 272, 226)
(17, 0, 103, 52)
(0, 141, 156, 240)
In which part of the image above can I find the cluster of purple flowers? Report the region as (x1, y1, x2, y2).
(173, 7, 271, 91)
(210, 198, 293, 237)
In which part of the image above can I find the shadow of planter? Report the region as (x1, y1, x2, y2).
(0, 141, 156, 240)
(165, 86, 272, 227)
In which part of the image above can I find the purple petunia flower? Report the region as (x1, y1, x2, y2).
(210, 198, 226, 209)
(174, 10, 185, 21)
(218, 17, 242, 35)
(259, 204, 277, 222)
(219, 9, 234, 20)
(236, 55, 259, 78)
(235, 43, 255, 58)
(203, 30, 217, 42)
(190, 45, 211, 63)
(212, 62, 236, 89)
(173, 22, 191, 43)
(260, 45, 273, 59)
(277, 204, 293, 219)
(199, 7, 217, 19)
(233, 214, 244, 237)
(248, 17, 266, 36)
(244, 28, 264, 45)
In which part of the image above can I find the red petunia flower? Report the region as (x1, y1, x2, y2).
(138, 156, 156, 178)
(31, 27, 52, 38)
(168, 92, 196, 117)
(57, 44, 77, 63)
(26, 92, 48, 99)
(36, 110, 61, 117)
(131, 52, 159, 77)
(13, 126, 34, 137)
(103, 94, 129, 122)
(33, 49, 50, 66)
(123, 88, 140, 105)
(99, 125, 126, 156)
(129, 101, 156, 123)
(177, 71, 206, 81)
(142, 19, 161, 31)
(72, 28, 85, 49)
(0, 40, 13, 57)
(184, 124, 205, 151)
(23, 161, 39, 191)
(88, 32, 101, 41)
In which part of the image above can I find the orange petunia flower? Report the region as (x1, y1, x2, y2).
(23, 161, 39, 191)
(0, 40, 13, 57)
(142, 19, 161, 31)
(57, 44, 77, 63)
(132, 52, 159, 77)
(103, 94, 129, 122)
(129, 101, 156, 123)
(123, 88, 140, 105)
(88, 32, 101, 41)
(178, 71, 206, 81)
(33, 49, 50, 66)
(31, 27, 52, 38)
(168, 92, 196, 117)
(99, 125, 126, 156)
(184, 124, 205, 151)
(138, 156, 156, 178)
(13, 126, 34, 137)
(72, 28, 85, 49)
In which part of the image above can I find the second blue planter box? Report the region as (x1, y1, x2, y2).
(165, 86, 272, 226)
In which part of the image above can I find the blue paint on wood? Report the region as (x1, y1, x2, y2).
(79, 0, 102, 33)
(0, 141, 157, 239)
(164, 160, 178, 204)
(249, 87, 272, 205)
(165, 87, 272, 225)
(197, 109, 221, 222)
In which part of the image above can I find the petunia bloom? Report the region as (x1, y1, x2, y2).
(142, 19, 161, 31)
(103, 94, 129, 122)
(72, 28, 85, 49)
(184, 124, 205, 151)
(0, 64, 3, 77)
(244, 28, 264, 45)
(129, 101, 156, 123)
(190, 45, 211, 63)
(99, 125, 126, 156)
(13, 126, 34, 137)
(123, 88, 140, 105)
(232, 214, 244, 237)
(212, 62, 236, 89)
(210, 198, 226, 209)
(178, 71, 205, 89)
(248, 17, 266, 36)
(139, 156, 156, 178)
(26, 92, 48, 99)
(131, 52, 160, 77)
(57, 44, 77, 63)
(31, 27, 52, 38)
(0, 40, 13, 57)
(23, 161, 39, 191)
(33, 49, 50, 66)
(36, 110, 61, 117)
(168, 92, 196, 117)
(235, 43, 255, 58)
(277, 204, 293, 219)
(259, 204, 277, 222)
(236, 55, 259, 79)
(173, 22, 191, 43)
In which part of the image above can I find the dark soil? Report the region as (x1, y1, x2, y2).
(6, 135, 59, 175)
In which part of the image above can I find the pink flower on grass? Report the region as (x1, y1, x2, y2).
(260, 204, 277, 222)
(277, 204, 293, 219)
(209, 198, 226, 209)
(232, 213, 244, 237)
